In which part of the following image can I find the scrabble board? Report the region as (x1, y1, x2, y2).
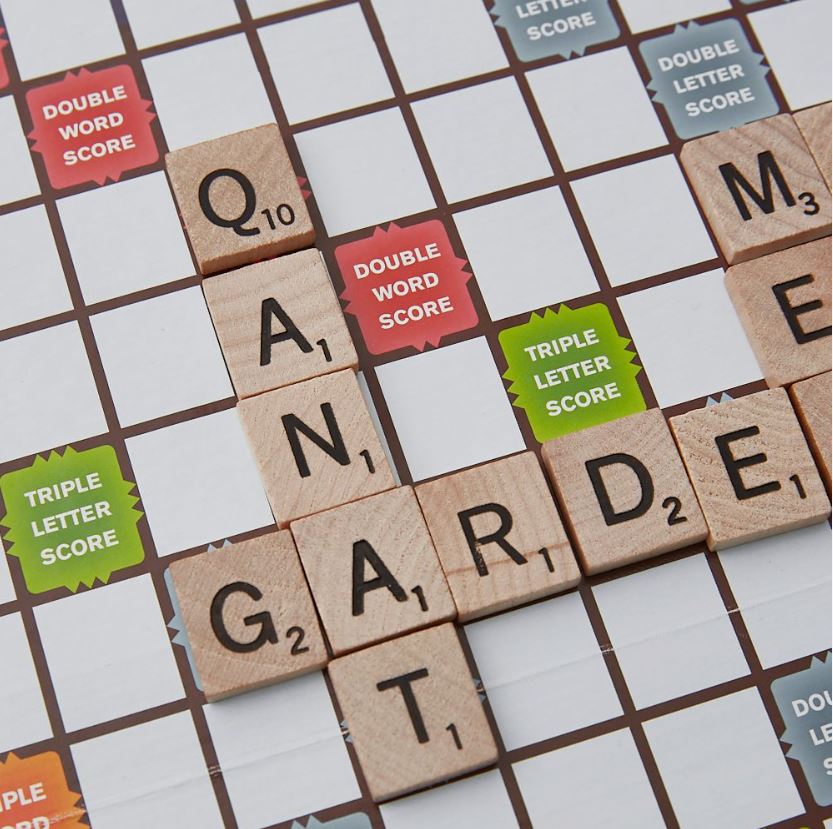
(0, 1, 831, 828)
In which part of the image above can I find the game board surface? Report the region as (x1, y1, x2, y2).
(0, 1, 830, 827)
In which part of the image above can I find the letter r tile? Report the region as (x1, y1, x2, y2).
(670, 389, 829, 551)
(328, 624, 497, 801)
(542, 409, 707, 574)
(169, 530, 328, 702)
(680, 114, 831, 264)
(415, 451, 580, 620)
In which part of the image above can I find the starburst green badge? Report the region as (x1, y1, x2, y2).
(499, 304, 645, 443)
(1, 446, 145, 593)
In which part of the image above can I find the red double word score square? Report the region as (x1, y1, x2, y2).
(336, 221, 478, 355)
(27, 65, 157, 189)
(0, 29, 9, 90)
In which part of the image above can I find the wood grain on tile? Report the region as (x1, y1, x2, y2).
(415, 452, 580, 621)
(328, 623, 497, 802)
(680, 114, 831, 264)
(794, 103, 832, 190)
(789, 371, 831, 488)
(670, 388, 829, 550)
(238, 369, 395, 527)
(725, 238, 831, 387)
(169, 530, 327, 702)
(542, 409, 708, 574)
(291, 486, 455, 655)
(165, 124, 314, 275)
(203, 249, 357, 399)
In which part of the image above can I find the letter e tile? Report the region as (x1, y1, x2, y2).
(670, 388, 829, 550)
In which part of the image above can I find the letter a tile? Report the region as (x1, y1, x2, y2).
(670, 388, 829, 551)
(542, 409, 707, 574)
(725, 238, 831, 387)
(291, 486, 455, 655)
(415, 452, 580, 620)
(203, 249, 357, 399)
(165, 124, 314, 275)
(169, 530, 328, 702)
(238, 369, 395, 526)
(328, 624, 497, 802)
(680, 114, 831, 264)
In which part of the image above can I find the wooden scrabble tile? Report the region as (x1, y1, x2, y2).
(203, 249, 357, 399)
(291, 486, 455, 655)
(670, 388, 830, 551)
(415, 452, 580, 621)
(328, 623, 497, 801)
(725, 238, 831, 387)
(794, 103, 832, 190)
(165, 124, 314, 275)
(789, 372, 831, 488)
(542, 410, 707, 575)
(169, 530, 327, 701)
(680, 114, 831, 264)
(238, 369, 395, 526)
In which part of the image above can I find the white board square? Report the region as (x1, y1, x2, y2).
(0, 96, 39, 205)
(371, 0, 507, 93)
(644, 689, 803, 829)
(0, 323, 107, 464)
(514, 730, 664, 828)
(91, 287, 232, 427)
(380, 770, 518, 829)
(376, 337, 524, 481)
(593, 555, 748, 708)
(719, 523, 832, 669)
(749, 0, 832, 111)
(260, 5, 392, 124)
(72, 712, 223, 829)
(122, 0, 239, 49)
(0, 205, 70, 331)
(453, 187, 597, 320)
(35, 575, 184, 731)
(143, 35, 273, 150)
(413, 78, 551, 203)
(465, 594, 622, 749)
(58, 173, 194, 305)
(617, 0, 731, 34)
(0, 0, 124, 80)
(528, 48, 667, 172)
(126, 409, 274, 556)
(296, 108, 434, 236)
(573, 155, 715, 286)
(0, 613, 52, 753)
(618, 269, 761, 407)
(204, 674, 359, 829)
